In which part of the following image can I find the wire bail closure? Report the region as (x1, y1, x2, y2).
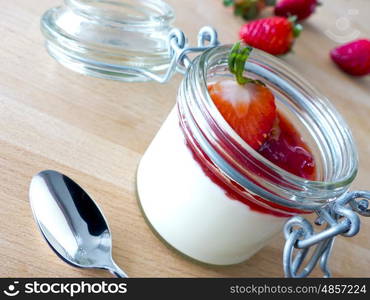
(283, 191, 370, 278)
(138, 28, 370, 278)
(126, 26, 220, 83)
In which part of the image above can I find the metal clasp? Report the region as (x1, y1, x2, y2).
(283, 190, 370, 277)
(132, 27, 219, 83)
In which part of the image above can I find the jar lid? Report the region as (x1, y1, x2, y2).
(41, 0, 175, 81)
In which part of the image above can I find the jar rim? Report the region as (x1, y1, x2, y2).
(178, 45, 359, 211)
(41, 0, 174, 81)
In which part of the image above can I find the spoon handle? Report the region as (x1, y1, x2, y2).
(109, 261, 128, 278)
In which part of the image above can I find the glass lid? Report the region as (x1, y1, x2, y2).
(41, 0, 175, 81)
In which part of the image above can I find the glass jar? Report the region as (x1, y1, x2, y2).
(41, 0, 175, 81)
(136, 45, 358, 265)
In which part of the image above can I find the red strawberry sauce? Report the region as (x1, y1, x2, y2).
(182, 102, 316, 218)
(259, 112, 316, 181)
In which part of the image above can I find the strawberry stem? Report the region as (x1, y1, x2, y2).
(288, 15, 303, 38)
(223, 0, 234, 6)
(228, 41, 265, 86)
(223, 0, 276, 20)
(265, 0, 276, 5)
(293, 23, 303, 38)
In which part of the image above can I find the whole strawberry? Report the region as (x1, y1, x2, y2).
(239, 16, 302, 55)
(274, 0, 319, 21)
(330, 39, 370, 76)
(224, 0, 276, 20)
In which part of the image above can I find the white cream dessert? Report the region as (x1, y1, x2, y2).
(137, 44, 318, 265)
(137, 108, 287, 265)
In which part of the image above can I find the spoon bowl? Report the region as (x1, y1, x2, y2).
(29, 170, 127, 277)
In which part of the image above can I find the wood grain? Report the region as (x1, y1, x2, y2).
(0, 0, 369, 277)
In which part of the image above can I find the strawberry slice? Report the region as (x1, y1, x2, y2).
(208, 79, 277, 150)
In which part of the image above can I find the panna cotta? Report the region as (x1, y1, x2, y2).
(137, 45, 316, 265)
(137, 108, 289, 265)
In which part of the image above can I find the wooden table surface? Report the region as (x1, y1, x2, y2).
(1, 0, 369, 278)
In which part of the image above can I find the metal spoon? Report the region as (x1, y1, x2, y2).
(29, 170, 127, 277)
